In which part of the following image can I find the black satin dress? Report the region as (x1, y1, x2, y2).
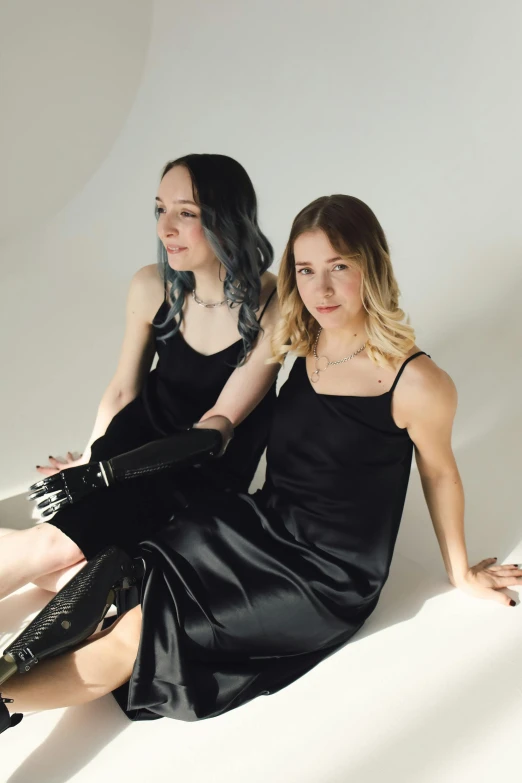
(49, 292, 277, 559)
(115, 350, 429, 722)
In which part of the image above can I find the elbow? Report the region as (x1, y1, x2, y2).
(103, 384, 139, 411)
(419, 468, 461, 486)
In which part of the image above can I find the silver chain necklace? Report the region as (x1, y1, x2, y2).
(311, 327, 367, 384)
(191, 289, 229, 308)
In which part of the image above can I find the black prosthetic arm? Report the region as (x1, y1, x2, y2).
(109, 426, 223, 480)
(28, 426, 226, 517)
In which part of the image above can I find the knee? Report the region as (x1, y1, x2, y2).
(31, 523, 84, 567)
(107, 605, 142, 663)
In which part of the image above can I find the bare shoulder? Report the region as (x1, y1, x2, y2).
(128, 264, 164, 322)
(132, 263, 163, 292)
(258, 271, 280, 326)
(394, 348, 457, 417)
(260, 270, 278, 297)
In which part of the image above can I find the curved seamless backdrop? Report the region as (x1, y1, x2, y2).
(0, 0, 154, 240)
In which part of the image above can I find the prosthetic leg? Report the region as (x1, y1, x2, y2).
(0, 425, 228, 733)
(8, 425, 227, 686)
(0, 546, 143, 691)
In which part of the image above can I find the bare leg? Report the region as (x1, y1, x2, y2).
(32, 559, 88, 593)
(0, 524, 84, 600)
(0, 526, 86, 594)
(2, 605, 142, 714)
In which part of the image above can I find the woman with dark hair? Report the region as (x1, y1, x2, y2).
(0, 153, 279, 598)
(1, 194, 519, 736)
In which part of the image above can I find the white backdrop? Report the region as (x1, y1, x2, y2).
(1, 0, 521, 576)
(1, 3, 522, 781)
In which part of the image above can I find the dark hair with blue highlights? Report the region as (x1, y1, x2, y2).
(155, 153, 274, 365)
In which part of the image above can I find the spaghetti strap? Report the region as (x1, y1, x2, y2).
(390, 351, 431, 394)
(257, 287, 277, 323)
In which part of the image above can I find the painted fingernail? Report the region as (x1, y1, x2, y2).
(36, 465, 40, 468)
(509, 600, 516, 607)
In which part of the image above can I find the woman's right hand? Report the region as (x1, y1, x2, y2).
(35, 452, 84, 477)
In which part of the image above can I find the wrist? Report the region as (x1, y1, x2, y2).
(449, 569, 469, 587)
(99, 460, 115, 487)
(193, 416, 234, 455)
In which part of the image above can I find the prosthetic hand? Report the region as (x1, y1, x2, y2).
(28, 424, 231, 517)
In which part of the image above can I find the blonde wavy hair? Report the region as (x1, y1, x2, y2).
(270, 195, 416, 369)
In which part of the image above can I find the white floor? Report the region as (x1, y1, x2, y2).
(1, 491, 520, 783)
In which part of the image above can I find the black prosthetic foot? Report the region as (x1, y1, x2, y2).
(0, 546, 143, 687)
(0, 695, 23, 736)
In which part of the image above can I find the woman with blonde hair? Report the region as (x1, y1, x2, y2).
(1, 194, 519, 735)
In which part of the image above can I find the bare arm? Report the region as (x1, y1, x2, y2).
(195, 287, 281, 441)
(79, 265, 162, 462)
(404, 368, 468, 583)
(402, 363, 522, 606)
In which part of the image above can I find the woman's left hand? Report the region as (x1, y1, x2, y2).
(452, 558, 522, 606)
(28, 462, 111, 516)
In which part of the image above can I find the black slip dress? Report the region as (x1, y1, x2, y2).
(49, 289, 277, 559)
(115, 350, 429, 722)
